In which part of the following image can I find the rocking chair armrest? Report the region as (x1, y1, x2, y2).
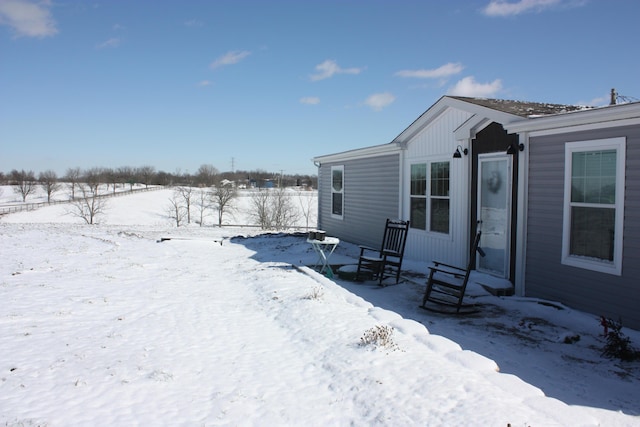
(428, 265, 466, 279)
(358, 245, 378, 255)
(432, 261, 466, 272)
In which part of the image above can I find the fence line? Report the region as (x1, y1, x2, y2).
(0, 186, 164, 216)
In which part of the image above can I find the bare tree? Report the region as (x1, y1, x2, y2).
(296, 189, 317, 230)
(138, 165, 156, 188)
(84, 167, 104, 194)
(64, 167, 82, 200)
(195, 187, 212, 226)
(175, 186, 194, 224)
(116, 166, 136, 190)
(11, 169, 37, 202)
(249, 189, 271, 229)
(39, 170, 61, 203)
(271, 187, 300, 230)
(210, 181, 237, 226)
(249, 188, 299, 230)
(167, 190, 187, 227)
(69, 184, 108, 225)
(196, 164, 218, 187)
(101, 168, 118, 194)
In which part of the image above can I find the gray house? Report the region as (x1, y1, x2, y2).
(314, 96, 640, 329)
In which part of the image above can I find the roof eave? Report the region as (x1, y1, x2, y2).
(312, 142, 401, 165)
(504, 102, 640, 133)
(392, 96, 523, 145)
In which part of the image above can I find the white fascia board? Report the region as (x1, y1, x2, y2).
(504, 102, 640, 134)
(313, 142, 401, 165)
(392, 101, 448, 144)
(444, 97, 522, 126)
(453, 116, 490, 141)
(394, 96, 522, 145)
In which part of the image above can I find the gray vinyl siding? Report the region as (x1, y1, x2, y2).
(526, 124, 640, 329)
(318, 153, 400, 249)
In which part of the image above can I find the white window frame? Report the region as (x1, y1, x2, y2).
(429, 160, 451, 235)
(409, 162, 427, 231)
(562, 137, 625, 275)
(330, 165, 344, 220)
(409, 159, 451, 235)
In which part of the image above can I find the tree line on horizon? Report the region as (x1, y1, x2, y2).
(1, 165, 318, 203)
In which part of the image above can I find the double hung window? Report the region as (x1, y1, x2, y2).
(331, 165, 344, 219)
(410, 161, 450, 233)
(563, 138, 625, 275)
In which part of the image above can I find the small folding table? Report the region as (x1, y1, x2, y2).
(307, 236, 340, 277)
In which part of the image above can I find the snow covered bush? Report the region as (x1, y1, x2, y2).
(360, 325, 399, 352)
(303, 286, 324, 300)
(600, 317, 640, 361)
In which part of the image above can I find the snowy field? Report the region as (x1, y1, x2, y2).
(1, 187, 639, 426)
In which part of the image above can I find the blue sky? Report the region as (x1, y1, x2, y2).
(1, 0, 639, 177)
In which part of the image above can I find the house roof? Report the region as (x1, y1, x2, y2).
(312, 95, 613, 164)
(504, 100, 640, 134)
(448, 96, 591, 118)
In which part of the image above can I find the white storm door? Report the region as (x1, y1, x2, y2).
(477, 155, 512, 277)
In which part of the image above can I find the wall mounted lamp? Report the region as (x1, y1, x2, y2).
(506, 141, 525, 155)
(453, 145, 468, 158)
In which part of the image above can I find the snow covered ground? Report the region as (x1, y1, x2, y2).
(1, 188, 639, 426)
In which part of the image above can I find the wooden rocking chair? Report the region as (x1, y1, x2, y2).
(421, 231, 485, 314)
(356, 219, 410, 286)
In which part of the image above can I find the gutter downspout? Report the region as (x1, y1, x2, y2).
(398, 142, 406, 220)
(314, 160, 322, 230)
(514, 132, 528, 296)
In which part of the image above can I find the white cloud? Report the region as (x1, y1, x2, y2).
(0, 0, 57, 38)
(447, 76, 503, 97)
(198, 80, 212, 87)
(363, 92, 395, 112)
(309, 59, 363, 82)
(300, 97, 320, 105)
(483, 0, 561, 16)
(96, 37, 121, 49)
(210, 50, 251, 69)
(395, 62, 464, 79)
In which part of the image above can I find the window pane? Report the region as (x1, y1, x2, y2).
(571, 177, 585, 203)
(430, 162, 449, 197)
(332, 193, 343, 216)
(570, 206, 615, 261)
(571, 150, 616, 204)
(572, 152, 586, 176)
(411, 164, 426, 196)
(410, 198, 426, 230)
(332, 169, 343, 192)
(430, 198, 449, 233)
(601, 176, 616, 203)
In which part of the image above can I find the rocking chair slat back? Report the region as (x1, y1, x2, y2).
(356, 218, 410, 286)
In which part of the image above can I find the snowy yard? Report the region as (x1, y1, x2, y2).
(1, 188, 639, 426)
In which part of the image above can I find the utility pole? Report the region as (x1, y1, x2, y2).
(610, 88, 617, 106)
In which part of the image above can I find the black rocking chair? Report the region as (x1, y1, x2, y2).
(356, 219, 410, 286)
(421, 231, 485, 314)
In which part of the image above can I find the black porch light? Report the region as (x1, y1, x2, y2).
(453, 145, 468, 158)
(506, 141, 525, 154)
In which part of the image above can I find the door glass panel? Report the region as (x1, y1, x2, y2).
(478, 157, 510, 276)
